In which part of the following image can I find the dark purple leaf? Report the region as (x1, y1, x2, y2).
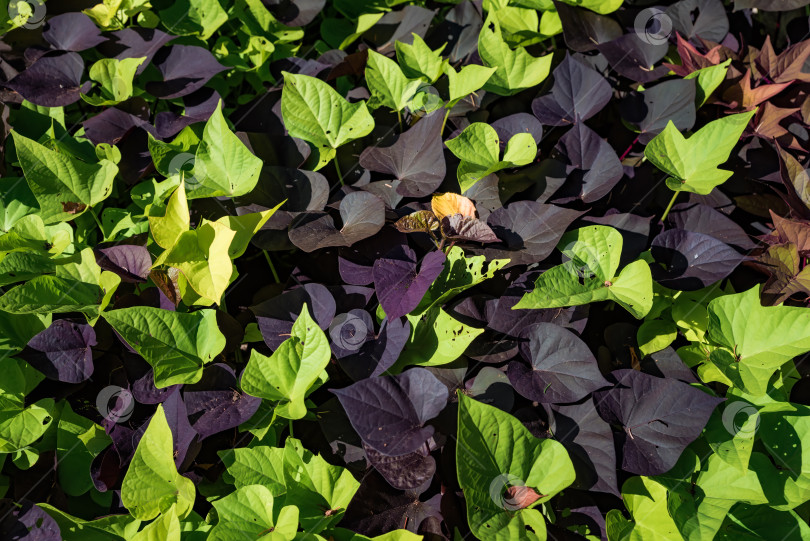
(338, 229, 409, 286)
(5, 52, 90, 107)
(288, 192, 386, 252)
(641, 346, 698, 383)
(508, 323, 609, 404)
(359, 111, 446, 198)
(332, 367, 448, 456)
(330, 309, 374, 358)
(106, 27, 175, 74)
(619, 79, 696, 144)
(491, 113, 543, 150)
(252, 283, 336, 350)
(594, 369, 723, 475)
(161, 390, 197, 468)
(145, 45, 229, 99)
(42, 13, 106, 51)
(81, 107, 154, 146)
(375, 5, 437, 55)
(548, 400, 619, 495)
(666, 0, 729, 44)
(265, 0, 326, 26)
(0, 500, 60, 541)
(373, 246, 446, 321)
(552, 122, 623, 203)
(339, 471, 442, 536)
(185, 364, 262, 440)
(25, 320, 96, 383)
(484, 201, 584, 265)
(668, 202, 756, 250)
(364, 443, 436, 491)
(651, 229, 745, 290)
(463, 172, 502, 221)
(440, 214, 499, 243)
(337, 316, 411, 380)
(129, 361, 179, 405)
(95, 245, 151, 283)
(554, 1, 622, 52)
(532, 53, 612, 126)
(596, 33, 670, 84)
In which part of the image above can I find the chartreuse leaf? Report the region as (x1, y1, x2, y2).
(0, 357, 54, 453)
(0, 311, 48, 356)
(478, 16, 552, 96)
(703, 401, 758, 472)
(57, 402, 111, 497)
(606, 477, 681, 540)
(158, 0, 228, 40)
(148, 181, 190, 250)
(282, 437, 360, 532)
(645, 110, 756, 195)
(685, 59, 732, 107)
(102, 307, 226, 387)
(209, 485, 298, 541)
(11, 131, 117, 223)
(514, 226, 654, 319)
(152, 220, 236, 303)
(637, 320, 678, 356)
(281, 72, 375, 170)
(214, 202, 284, 258)
(326, 529, 423, 541)
(758, 403, 810, 508)
(39, 503, 141, 540)
(393, 306, 483, 371)
(445, 123, 537, 191)
(0, 214, 71, 255)
(0, 248, 120, 322)
(706, 285, 810, 396)
(395, 34, 446, 83)
(220, 437, 358, 533)
(121, 405, 196, 521)
(718, 504, 810, 541)
(457, 393, 575, 540)
(241, 305, 330, 419)
(414, 246, 510, 314)
(131, 506, 180, 541)
(365, 50, 423, 112)
(82, 57, 146, 106)
(444, 63, 496, 105)
(188, 101, 263, 199)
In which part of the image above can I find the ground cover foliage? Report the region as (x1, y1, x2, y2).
(0, 0, 809, 539)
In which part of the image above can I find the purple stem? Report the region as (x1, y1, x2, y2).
(619, 136, 640, 161)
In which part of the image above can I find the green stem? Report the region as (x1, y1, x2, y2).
(90, 208, 105, 238)
(288, 419, 294, 438)
(263, 251, 281, 283)
(440, 108, 450, 136)
(334, 158, 344, 186)
(660, 191, 680, 223)
(397, 109, 403, 132)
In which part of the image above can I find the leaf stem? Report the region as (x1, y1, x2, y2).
(263, 251, 281, 283)
(289, 419, 294, 438)
(334, 158, 344, 186)
(660, 191, 680, 224)
(619, 136, 640, 161)
(397, 108, 403, 132)
(440, 108, 450, 136)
